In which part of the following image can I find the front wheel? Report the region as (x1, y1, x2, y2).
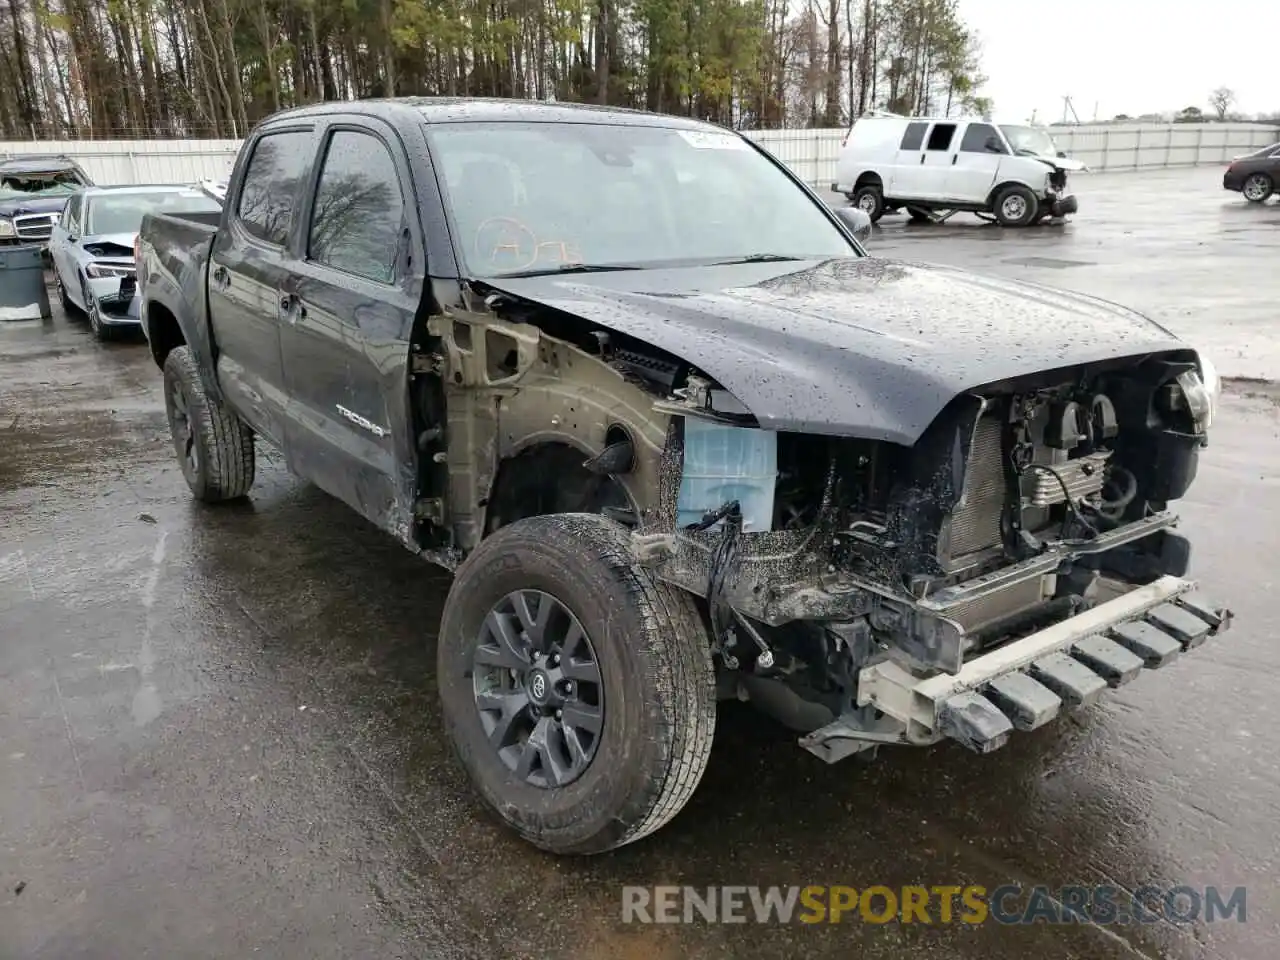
(1243, 173, 1274, 203)
(161, 346, 255, 502)
(993, 184, 1039, 227)
(437, 513, 717, 855)
(82, 278, 117, 341)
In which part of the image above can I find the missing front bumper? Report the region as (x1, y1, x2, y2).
(800, 575, 1231, 760)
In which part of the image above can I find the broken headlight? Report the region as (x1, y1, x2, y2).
(1196, 352, 1221, 430)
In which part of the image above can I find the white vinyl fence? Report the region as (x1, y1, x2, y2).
(2, 122, 1276, 189)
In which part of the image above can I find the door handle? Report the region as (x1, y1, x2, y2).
(952, 154, 958, 165)
(920, 154, 926, 164)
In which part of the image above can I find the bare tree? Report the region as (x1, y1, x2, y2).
(1209, 86, 1236, 121)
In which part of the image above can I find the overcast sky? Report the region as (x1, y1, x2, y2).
(957, 0, 1275, 122)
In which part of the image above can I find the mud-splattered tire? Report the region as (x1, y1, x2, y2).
(161, 346, 255, 502)
(438, 513, 716, 855)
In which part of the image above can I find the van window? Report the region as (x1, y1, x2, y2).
(899, 123, 928, 151)
(960, 123, 1002, 153)
(926, 124, 957, 151)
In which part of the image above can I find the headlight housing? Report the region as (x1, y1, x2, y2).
(1197, 352, 1221, 430)
(85, 263, 135, 279)
(0, 218, 14, 238)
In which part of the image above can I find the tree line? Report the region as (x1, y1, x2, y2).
(0, 0, 989, 140)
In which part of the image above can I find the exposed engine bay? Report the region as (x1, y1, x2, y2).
(413, 272, 1228, 762)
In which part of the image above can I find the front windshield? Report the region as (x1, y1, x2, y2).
(999, 125, 1061, 157)
(0, 171, 82, 201)
(427, 120, 857, 276)
(86, 190, 222, 235)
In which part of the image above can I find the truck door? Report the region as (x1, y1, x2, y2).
(947, 122, 1005, 204)
(277, 119, 424, 532)
(208, 126, 317, 448)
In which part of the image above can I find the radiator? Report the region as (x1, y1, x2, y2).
(945, 415, 1006, 560)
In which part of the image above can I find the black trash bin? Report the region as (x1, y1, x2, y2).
(0, 244, 52, 321)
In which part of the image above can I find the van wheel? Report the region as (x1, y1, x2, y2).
(852, 184, 886, 222)
(1242, 173, 1273, 203)
(437, 513, 717, 855)
(162, 346, 256, 502)
(993, 185, 1039, 227)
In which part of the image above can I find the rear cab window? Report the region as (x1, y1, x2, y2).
(237, 130, 314, 246)
(899, 122, 927, 151)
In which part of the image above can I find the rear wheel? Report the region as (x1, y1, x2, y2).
(162, 346, 255, 502)
(437, 513, 716, 855)
(993, 184, 1039, 227)
(851, 183, 886, 222)
(1243, 173, 1274, 203)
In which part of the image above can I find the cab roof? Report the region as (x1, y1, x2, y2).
(263, 96, 729, 132)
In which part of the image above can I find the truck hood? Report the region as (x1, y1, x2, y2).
(484, 257, 1187, 446)
(0, 196, 70, 217)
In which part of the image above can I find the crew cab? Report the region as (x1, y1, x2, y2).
(834, 113, 1082, 226)
(137, 98, 1231, 857)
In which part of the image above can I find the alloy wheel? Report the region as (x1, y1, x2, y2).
(167, 378, 199, 479)
(1243, 174, 1272, 202)
(471, 589, 604, 789)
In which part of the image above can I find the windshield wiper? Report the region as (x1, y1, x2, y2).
(709, 253, 805, 265)
(498, 262, 644, 278)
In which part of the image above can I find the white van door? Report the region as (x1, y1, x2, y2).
(946, 121, 1006, 204)
(887, 121, 930, 199)
(919, 121, 961, 198)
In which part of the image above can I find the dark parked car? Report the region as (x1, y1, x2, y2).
(1223, 142, 1280, 203)
(0, 155, 94, 250)
(136, 98, 1231, 856)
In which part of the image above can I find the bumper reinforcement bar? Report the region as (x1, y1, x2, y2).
(801, 576, 1231, 760)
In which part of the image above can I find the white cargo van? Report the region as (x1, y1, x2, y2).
(832, 115, 1084, 227)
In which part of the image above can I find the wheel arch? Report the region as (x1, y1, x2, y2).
(144, 300, 187, 368)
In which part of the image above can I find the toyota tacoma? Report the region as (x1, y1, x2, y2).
(136, 98, 1232, 856)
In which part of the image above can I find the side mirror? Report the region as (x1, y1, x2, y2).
(1056, 150, 1067, 159)
(985, 136, 1006, 154)
(834, 206, 873, 243)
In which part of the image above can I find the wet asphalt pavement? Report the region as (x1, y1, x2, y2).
(2, 167, 1279, 959)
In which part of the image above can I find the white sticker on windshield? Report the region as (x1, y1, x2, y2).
(677, 130, 748, 150)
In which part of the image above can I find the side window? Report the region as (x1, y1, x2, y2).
(926, 124, 957, 151)
(960, 123, 1001, 153)
(900, 122, 927, 151)
(237, 130, 313, 247)
(307, 129, 404, 284)
(66, 195, 82, 233)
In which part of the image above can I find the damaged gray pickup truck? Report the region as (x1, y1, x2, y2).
(137, 98, 1232, 856)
